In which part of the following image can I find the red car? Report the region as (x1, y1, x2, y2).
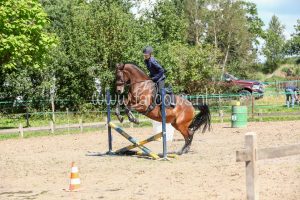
(223, 73, 264, 99)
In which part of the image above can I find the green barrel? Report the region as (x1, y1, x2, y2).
(231, 106, 247, 128)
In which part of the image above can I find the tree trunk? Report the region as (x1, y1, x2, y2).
(221, 44, 230, 80)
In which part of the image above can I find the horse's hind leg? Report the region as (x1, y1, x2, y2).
(172, 122, 194, 155)
(181, 130, 194, 154)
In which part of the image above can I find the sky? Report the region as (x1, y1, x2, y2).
(249, 0, 300, 39)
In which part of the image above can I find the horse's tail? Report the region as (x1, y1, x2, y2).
(188, 104, 211, 133)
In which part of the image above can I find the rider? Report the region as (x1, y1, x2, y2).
(143, 46, 166, 103)
(284, 85, 298, 108)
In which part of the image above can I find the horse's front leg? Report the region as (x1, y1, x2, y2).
(125, 105, 139, 124)
(115, 101, 124, 123)
(115, 94, 125, 123)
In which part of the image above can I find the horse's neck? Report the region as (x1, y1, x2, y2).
(125, 65, 154, 101)
(126, 65, 149, 83)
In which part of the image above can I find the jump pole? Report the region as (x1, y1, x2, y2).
(109, 122, 160, 159)
(106, 89, 113, 154)
(105, 88, 170, 160)
(161, 88, 167, 160)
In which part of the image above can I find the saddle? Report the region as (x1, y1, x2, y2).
(142, 84, 176, 115)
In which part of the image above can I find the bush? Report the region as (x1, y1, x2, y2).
(264, 75, 286, 82)
(156, 42, 221, 94)
(247, 72, 265, 81)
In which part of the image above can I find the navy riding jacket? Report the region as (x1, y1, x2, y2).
(144, 57, 165, 83)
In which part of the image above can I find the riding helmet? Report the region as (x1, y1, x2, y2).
(143, 46, 153, 55)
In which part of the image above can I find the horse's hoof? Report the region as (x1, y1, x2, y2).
(129, 118, 139, 125)
(180, 147, 190, 154)
(117, 116, 124, 123)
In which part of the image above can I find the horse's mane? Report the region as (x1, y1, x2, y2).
(124, 62, 148, 78)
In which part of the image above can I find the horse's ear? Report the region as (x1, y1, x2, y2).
(116, 63, 125, 70)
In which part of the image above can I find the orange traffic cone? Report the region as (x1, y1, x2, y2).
(68, 162, 80, 191)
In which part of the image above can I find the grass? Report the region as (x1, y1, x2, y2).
(0, 112, 106, 129)
(1, 89, 300, 141)
(0, 127, 97, 141)
(1, 109, 299, 141)
(0, 120, 152, 141)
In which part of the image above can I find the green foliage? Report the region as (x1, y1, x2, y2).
(0, 0, 57, 70)
(242, 1, 264, 45)
(263, 15, 286, 72)
(0, 0, 273, 112)
(248, 72, 265, 81)
(203, 0, 263, 78)
(264, 75, 287, 82)
(295, 66, 300, 76)
(156, 42, 221, 93)
(0, 0, 57, 103)
(282, 56, 300, 65)
(152, 0, 187, 43)
(281, 66, 290, 73)
(41, 0, 140, 105)
(285, 19, 300, 56)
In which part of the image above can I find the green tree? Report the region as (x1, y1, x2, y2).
(42, 0, 140, 105)
(0, 0, 57, 70)
(242, 1, 264, 45)
(142, 0, 221, 92)
(157, 42, 221, 93)
(263, 15, 286, 72)
(286, 19, 300, 56)
(0, 0, 57, 101)
(151, 0, 188, 43)
(182, 0, 205, 46)
(206, 1, 262, 78)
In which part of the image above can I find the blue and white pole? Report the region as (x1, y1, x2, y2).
(161, 88, 167, 159)
(106, 89, 113, 153)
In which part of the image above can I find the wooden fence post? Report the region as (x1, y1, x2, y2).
(51, 96, 55, 123)
(50, 121, 54, 134)
(104, 116, 108, 128)
(245, 132, 258, 200)
(219, 110, 224, 123)
(79, 118, 83, 133)
(251, 95, 255, 119)
(67, 108, 70, 133)
(19, 123, 24, 138)
(237, 133, 300, 200)
(258, 109, 262, 122)
(205, 87, 208, 105)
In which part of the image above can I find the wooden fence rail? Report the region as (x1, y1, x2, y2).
(236, 132, 300, 200)
(0, 119, 149, 137)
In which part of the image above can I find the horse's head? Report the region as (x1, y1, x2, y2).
(115, 63, 128, 94)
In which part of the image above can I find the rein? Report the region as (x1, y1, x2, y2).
(117, 79, 152, 87)
(125, 79, 152, 87)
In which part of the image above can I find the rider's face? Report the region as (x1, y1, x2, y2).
(143, 54, 151, 60)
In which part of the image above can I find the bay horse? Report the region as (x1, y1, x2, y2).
(115, 63, 211, 154)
